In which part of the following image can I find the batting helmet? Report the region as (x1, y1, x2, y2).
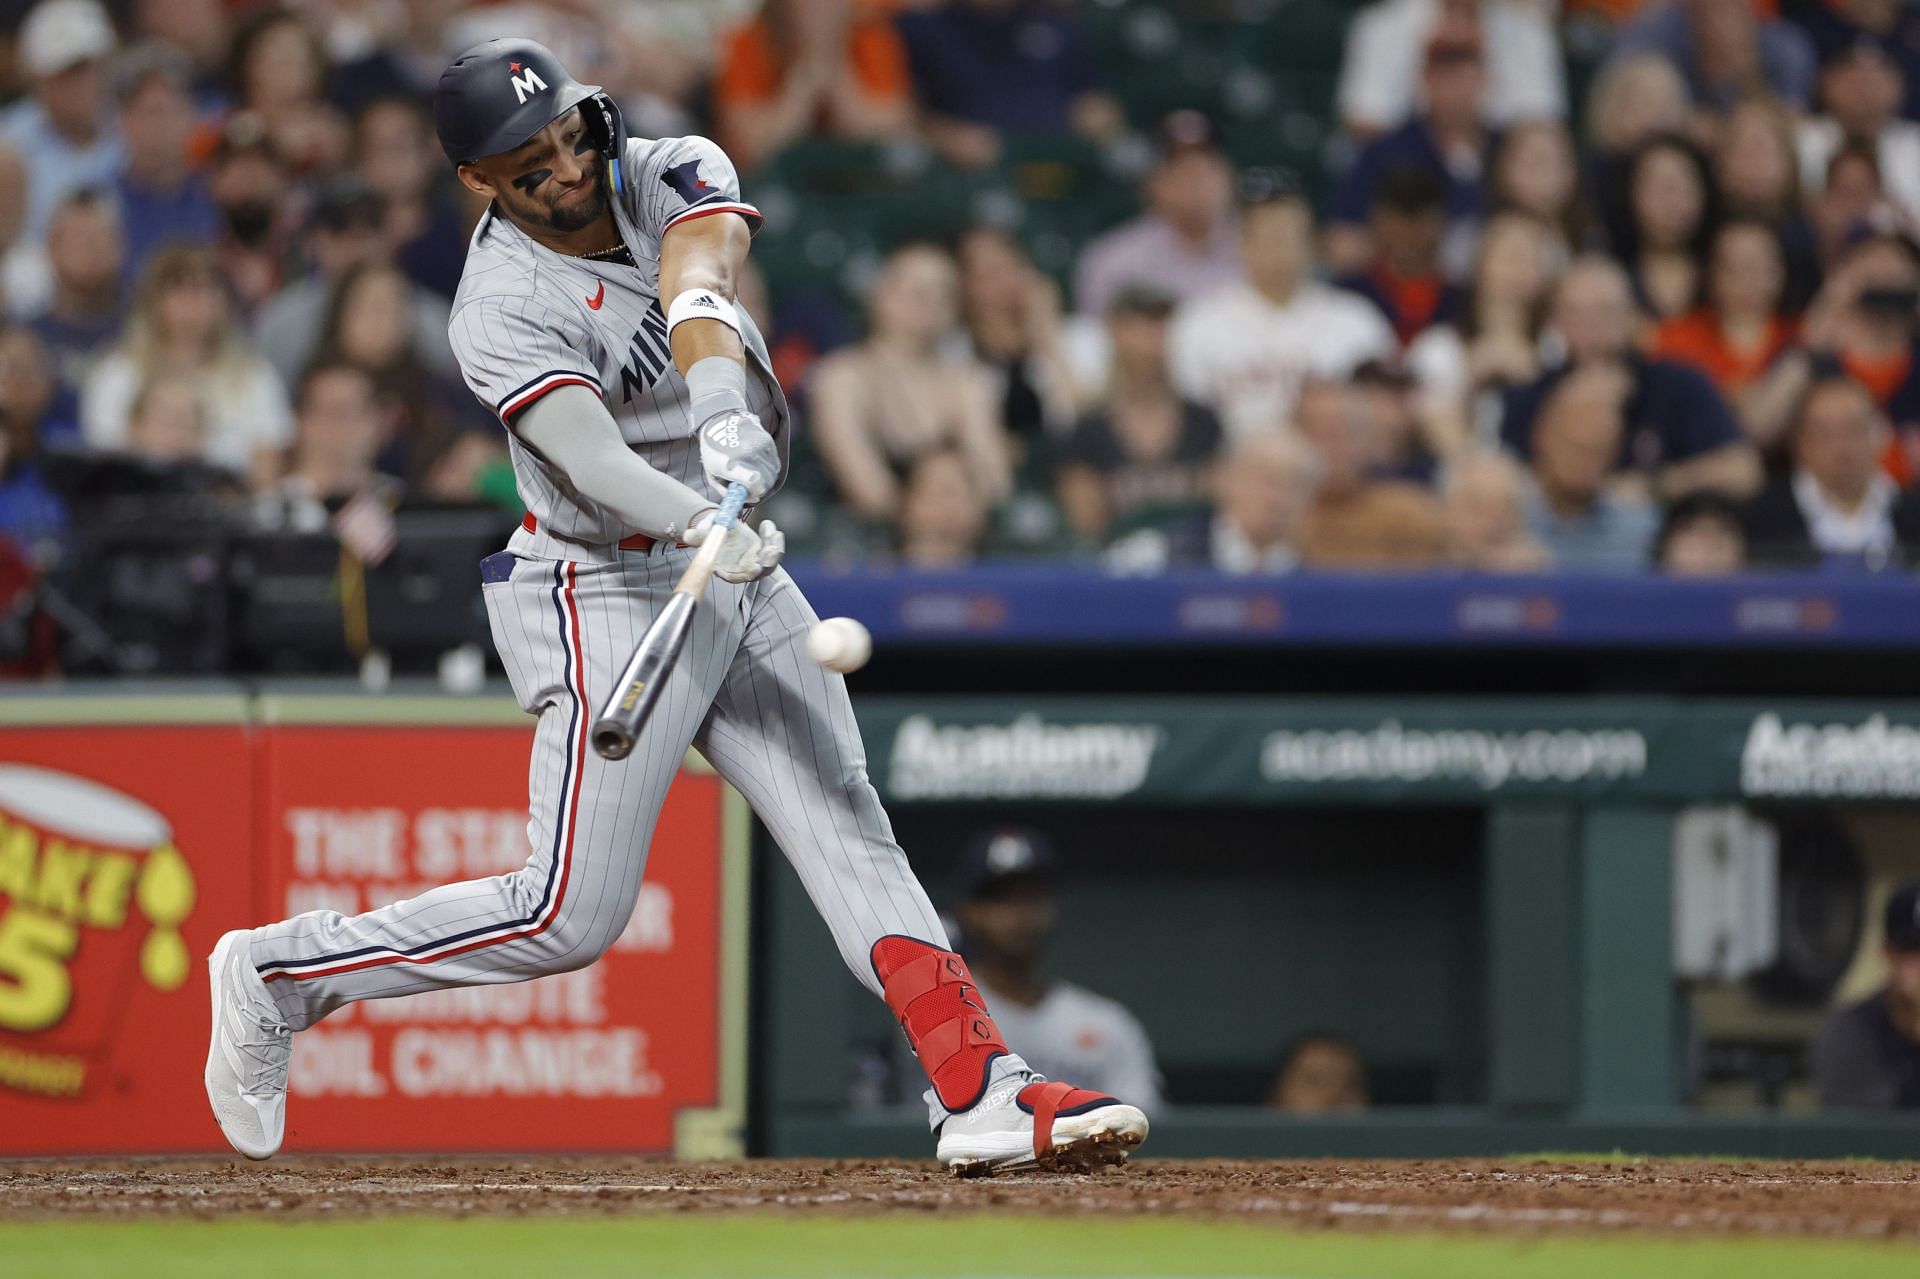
(433, 38, 626, 187)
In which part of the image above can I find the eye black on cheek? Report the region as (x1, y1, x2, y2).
(512, 167, 554, 195)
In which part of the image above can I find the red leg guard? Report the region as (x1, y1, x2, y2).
(871, 936, 1008, 1112)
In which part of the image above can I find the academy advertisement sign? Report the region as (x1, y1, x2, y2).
(888, 714, 1161, 800)
(864, 701, 1668, 804)
(861, 698, 1920, 805)
(1740, 713, 1920, 799)
(1258, 722, 1649, 791)
(0, 709, 741, 1156)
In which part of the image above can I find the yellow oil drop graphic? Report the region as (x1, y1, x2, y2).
(141, 930, 188, 991)
(136, 844, 196, 991)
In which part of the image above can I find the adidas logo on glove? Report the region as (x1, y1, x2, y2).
(706, 418, 741, 448)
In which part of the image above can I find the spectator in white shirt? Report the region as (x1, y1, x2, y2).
(1337, 0, 1565, 138)
(1169, 172, 1396, 441)
(0, 0, 123, 246)
(1744, 374, 1920, 566)
(81, 244, 292, 488)
(1798, 42, 1920, 231)
(1074, 110, 1242, 318)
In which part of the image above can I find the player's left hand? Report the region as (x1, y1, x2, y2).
(685, 512, 784, 583)
(698, 408, 780, 503)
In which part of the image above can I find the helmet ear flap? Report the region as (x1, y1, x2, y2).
(581, 91, 626, 193)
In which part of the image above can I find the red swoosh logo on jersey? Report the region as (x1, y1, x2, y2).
(586, 281, 605, 310)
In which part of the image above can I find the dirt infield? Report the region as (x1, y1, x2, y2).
(4, 1156, 1919, 1241)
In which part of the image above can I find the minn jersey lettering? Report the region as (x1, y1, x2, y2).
(619, 304, 675, 403)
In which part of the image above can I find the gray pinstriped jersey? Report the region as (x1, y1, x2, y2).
(448, 135, 789, 558)
(240, 135, 1058, 1140)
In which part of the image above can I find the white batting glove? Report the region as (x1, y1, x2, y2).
(685, 512, 784, 584)
(698, 408, 780, 503)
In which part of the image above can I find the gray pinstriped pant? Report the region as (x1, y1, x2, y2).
(248, 549, 1007, 1109)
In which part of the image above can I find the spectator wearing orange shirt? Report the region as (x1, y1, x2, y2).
(1335, 168, 1463, 348)
(1650, 220, 1798, 427)
(714, 0, 914, 171)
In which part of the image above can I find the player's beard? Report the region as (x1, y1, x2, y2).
(511, 161, 610, 235)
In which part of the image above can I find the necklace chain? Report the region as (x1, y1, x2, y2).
(578, 241, 633, 264)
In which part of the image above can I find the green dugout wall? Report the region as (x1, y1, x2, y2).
(757, 696, 1920, 1159)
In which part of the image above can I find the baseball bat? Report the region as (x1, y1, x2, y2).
(590, 481, 749, 761)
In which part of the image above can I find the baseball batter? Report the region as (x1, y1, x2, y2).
(203, 39, 1147, 1176)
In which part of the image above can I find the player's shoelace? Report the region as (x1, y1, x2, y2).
(236, 1012, 292, 1097)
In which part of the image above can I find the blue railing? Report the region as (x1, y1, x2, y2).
(785, 562, 1920, 647)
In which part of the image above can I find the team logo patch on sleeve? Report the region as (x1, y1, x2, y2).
(661, 159, 716, 204)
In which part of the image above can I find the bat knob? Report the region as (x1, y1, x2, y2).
(591, 722, 634, 760)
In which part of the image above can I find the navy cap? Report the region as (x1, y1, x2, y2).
(957, 827, 1058, 900)
(1887, 878, 1920, 952)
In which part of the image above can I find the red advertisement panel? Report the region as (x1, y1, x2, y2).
(0, 726, 257, 1153)
(0, 719, 730, 1156)
(259, 727, 725, 1153)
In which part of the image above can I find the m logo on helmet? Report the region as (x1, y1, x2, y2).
(509, 64, 548, 105)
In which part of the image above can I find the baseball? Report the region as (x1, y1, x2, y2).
(807, 617, 872, 673)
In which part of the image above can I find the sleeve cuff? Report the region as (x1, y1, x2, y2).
(663, 201, 764, 237)
(496, 370, 603, 422)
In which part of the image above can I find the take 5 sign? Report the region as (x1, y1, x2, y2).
(0, 722, 254, 1143)
(0, 697, 745, 1156)
(0, 756, 216, 1103)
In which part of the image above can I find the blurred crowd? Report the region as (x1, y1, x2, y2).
(5, 0, 1920, 602)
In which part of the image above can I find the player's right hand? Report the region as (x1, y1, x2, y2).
(698, 408, 779, 503)
(685, 512, 784, 584)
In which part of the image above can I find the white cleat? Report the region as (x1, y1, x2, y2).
(203, 929, 292, 1160)
(937, 1076, 1148, 1177)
